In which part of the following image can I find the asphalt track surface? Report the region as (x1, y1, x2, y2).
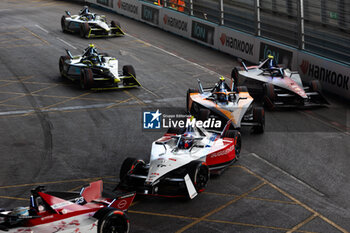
(0, 0, 349, 232)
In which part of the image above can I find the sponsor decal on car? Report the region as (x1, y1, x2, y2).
(209, 144, 235, 158)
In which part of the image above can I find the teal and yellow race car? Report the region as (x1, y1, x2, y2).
(61, 6, 124, 38)
(59, 44, 140, 90)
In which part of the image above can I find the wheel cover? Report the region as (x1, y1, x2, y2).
(102, 214, 128, 233)
(195, 165, 208, 190)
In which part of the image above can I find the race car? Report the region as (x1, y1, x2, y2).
(0, 180, 135, 233)
(59, 44, 141, 90)
(231, 55, 329, 109)
(117, 119, 241, 199)
(187, 77, 265, 133)
(61, 6, 124, 38)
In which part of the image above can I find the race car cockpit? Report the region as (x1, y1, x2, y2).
(81, 44, 103, 66)
(79, 6, 95, 20)
(260, 54, 285, 78)
(208, 77, 236, 103)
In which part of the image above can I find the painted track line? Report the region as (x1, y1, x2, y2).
(249, 153, 326, 197)
(35, 24, 49, 33)
(56, 37, 77, 50)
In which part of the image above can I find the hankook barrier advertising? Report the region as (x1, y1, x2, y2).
(88, 0, 350, 99)
(217, 27, 259, 64)
(297, 52, 350, 99)
(159, 10, 191, 38)
(115, 0, 141, 20)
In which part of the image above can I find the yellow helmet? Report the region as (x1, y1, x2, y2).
(220, 76, 225, 81)
(268, 54, 274, 59)
(89, 44, 95, 48)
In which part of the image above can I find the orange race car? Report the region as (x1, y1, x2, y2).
(187, 77, 265, 133)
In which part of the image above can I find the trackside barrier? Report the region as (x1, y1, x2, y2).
(87, 0, 350, 99)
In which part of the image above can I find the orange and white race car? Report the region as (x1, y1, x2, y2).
(187, 77, 265, 133)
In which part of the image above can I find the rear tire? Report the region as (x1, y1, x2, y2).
(119, 158, 145, 181)
(80, 22, 90, 38)
(187, 88, 199, 113)
(61, 16, 68, 32)
(188, 161, 209, 193)
(253, 107, 265, 133)
(198, 108, 210, 121)
(111, 20, 121, 28)
(59, 55, 69, 79)
(263, 83, 275, 110)
(80, 68, 93, 90)
(237, 86, 248, 93)
(309, 80, 321, 92)
(222, 130, 241, 159)
(94, 207, 129, 233)
(122, 65, 136, 86)
(231, 67, 241, 87)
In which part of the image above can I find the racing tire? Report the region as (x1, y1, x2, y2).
(188, 161, 209, 193)
(94, 207, 129, 233)
(80, 68, 93, 90)
(263, 83, 275, 110)
(111, 20, 121, 28)
(252, 107, 265, 134)
(187, 88, 199, 113)
(309, 80, 322, 92)
(119, 158, 145, 181)
(122, 65, 136, 86)
(61, 15, 68, 32)
(231, 67, 241, 87)
(237, 86, 248, 93)
(198, 108, 210, 121)
(222, 130, 241, 159)
(59, 55, 69, 79)
(80, 22, 90, 38)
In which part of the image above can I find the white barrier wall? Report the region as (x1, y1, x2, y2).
(88, 0, 350, 99)
(217, 27, 259, 64)
(297, 52, 350, 99)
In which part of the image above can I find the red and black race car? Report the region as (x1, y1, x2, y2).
(117, 119, 241, 199)
(0, 180, 135, 233)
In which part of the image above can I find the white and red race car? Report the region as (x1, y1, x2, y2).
(232, 56, 329, 109)
(0, 180, 135, 233)
(117, 119, 241, 199)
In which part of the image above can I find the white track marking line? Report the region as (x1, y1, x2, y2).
(249, 153, 326, 197)
(126, 34, 222, 78)
(56, 37, 77, 50)
(35, 24, 49, 33)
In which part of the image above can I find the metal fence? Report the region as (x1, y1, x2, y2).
(147, 0, 350, 65)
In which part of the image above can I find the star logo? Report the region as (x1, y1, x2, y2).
(151, 109, 161, 122)
(143, 110, 162, 129)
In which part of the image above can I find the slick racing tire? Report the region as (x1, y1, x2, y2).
(119, 158, 145, 180)
(94, 207, 129, 233)
(80, 68, 94, 90)
(80, 22, 90, 38)
(237, 86, 248, 93)
(111, 20, 121, 28)
(309, 80, 322, 92)
(188, 161, 209, 193)
(59, 55, 69, 79)
(198, 108, 210, 121)
(263, 83, 275, 110)
(61, 15, 68, 32)
(187, 88, 199, 113)
(222, 130, 241, 159)
(122, 65, 136, 86)
(252, 107, 265, 134)
(231, 67, 241, 87)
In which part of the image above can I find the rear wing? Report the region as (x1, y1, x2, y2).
(108, 192, 136, 211)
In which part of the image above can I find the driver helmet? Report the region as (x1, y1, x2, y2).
(217, 92, 228, 102)
(178, 134, 194, 149)
(10, 207, 29, 217)
(267, 54, 277, 69)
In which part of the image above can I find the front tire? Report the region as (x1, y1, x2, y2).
(222, 130, 241, 159)
(59, 55, 69, 79)
(253, 107, 265, 133)
(80, 22, 90, 38)
(95, 207, 129, 233)
(61, 16, 68, 32)
(263, 83, 275, 110)
(119, 158, 145, 181)
(188, 161, 209, 193)
(80, 68, 93, 90)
